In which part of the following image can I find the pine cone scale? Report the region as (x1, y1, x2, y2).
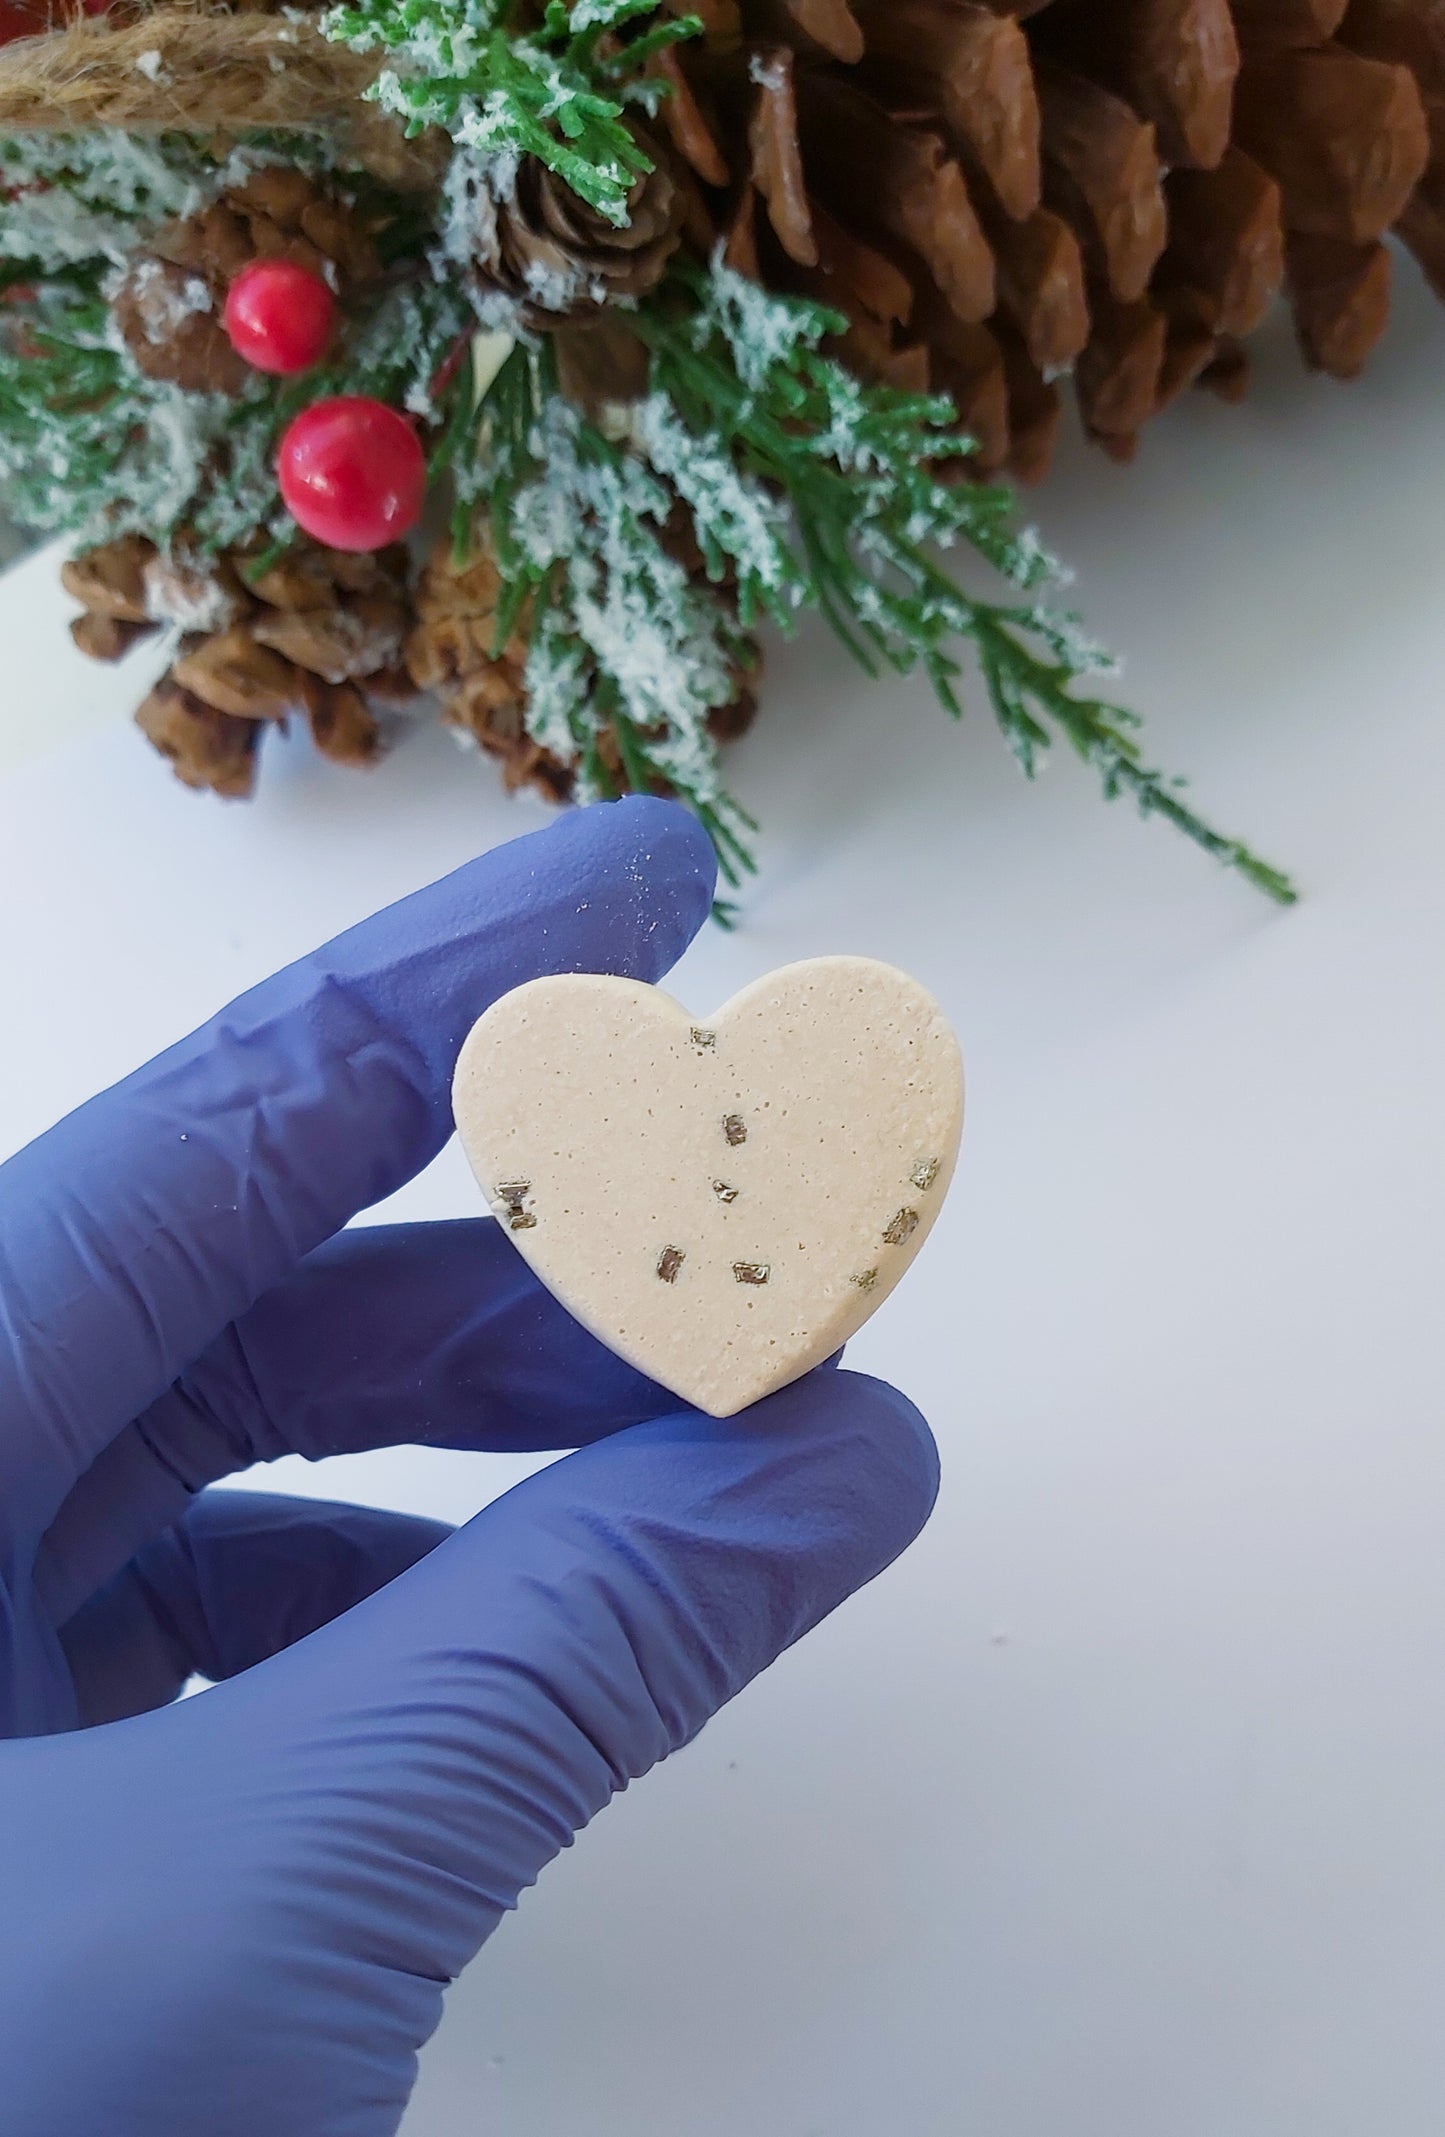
(136, 678, 261, 801)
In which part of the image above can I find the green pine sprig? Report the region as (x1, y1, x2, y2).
(628, 257, 1296, 906)
(0, 281, 264, 549)
(322, 0, 700, 223)
(472, 336, 761, 882)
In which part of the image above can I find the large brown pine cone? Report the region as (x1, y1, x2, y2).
(112, 167, 383, 395)
(655, 0, 1443, 478)
(470, 146, 683, 327)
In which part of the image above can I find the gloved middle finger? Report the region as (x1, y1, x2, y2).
(34, 1218, 690, 1627)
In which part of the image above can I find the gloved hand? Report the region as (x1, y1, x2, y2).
(0, 796, 939, 2137)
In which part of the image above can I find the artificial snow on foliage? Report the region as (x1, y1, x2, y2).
(0, 338, 259, 547)
(122, 259, 214, 347)
(436, 147, 504, 268)
(433, 149, 550, 332)
(523, 603, 594, 770)
(0, 133, 205, 268)
(687, 253, 828, 399)
(0, 108, 478, 548)
(323, 0, 691, 221)
(346, 275, 475, 423)
(632, 392, 799, 616)
(511, 393, 741, 810)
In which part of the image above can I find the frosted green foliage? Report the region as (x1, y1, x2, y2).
(0, 260, 473, 551)
(0, 133, 210, 269)
(0, 136, 279, 543)
(634, 257, 1295, 905)
(682, 256, 834, 398)
(322, 0, 698, 222)
(339, 272, 475, 421)
(479, 345, 756, 877)
(523, 602, 592, 765)
(0, 133, 339, 275)
(431, 149, 531, 332)
(0, 290, 266, 543)
(631, 393, 803, 628)
(515, 397, 741, 812)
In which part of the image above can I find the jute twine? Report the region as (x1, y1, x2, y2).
(0, 12, 447, 187)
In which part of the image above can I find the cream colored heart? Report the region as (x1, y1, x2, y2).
(452, 956, 964, 1418)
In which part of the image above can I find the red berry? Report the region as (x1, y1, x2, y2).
(224, 259, 337, 376)
(277, 397, 427, 553)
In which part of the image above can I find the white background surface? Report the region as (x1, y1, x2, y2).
(4, 264, 1445, 2137)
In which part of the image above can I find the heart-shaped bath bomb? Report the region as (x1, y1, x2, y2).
(452, 957, 963, 1417)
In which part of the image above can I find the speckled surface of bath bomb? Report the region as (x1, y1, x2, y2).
(452, 956, 964, 1418)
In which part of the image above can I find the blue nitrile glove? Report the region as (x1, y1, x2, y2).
(0, 796, 939, 2137)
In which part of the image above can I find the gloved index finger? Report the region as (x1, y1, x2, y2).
(0, 797, 716, 1546)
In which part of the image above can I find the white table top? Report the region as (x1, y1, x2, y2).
(4, 265, 1445, 2137)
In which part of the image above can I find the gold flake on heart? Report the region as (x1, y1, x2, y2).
(452, 956, 964, 1417)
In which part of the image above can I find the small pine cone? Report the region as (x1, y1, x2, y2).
(113, 171, 381, 396)
(477, 147, 682, 326)
(112, 252, 252, 396)
(405, 538, 574, 801)
(127, 536, 413, 792)
(224, 167, 382, 288)
(135, 676, 261, 800)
